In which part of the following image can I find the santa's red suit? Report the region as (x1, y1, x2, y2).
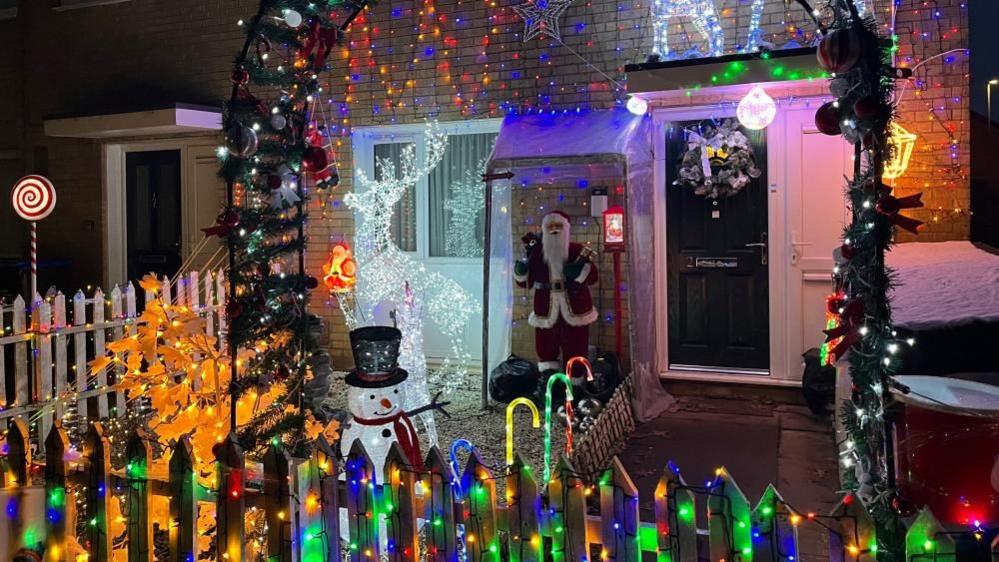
(514, 211, 598, 374)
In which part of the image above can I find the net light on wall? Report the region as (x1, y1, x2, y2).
(882, 122, 917, 180)
(736, 86, 777, 130)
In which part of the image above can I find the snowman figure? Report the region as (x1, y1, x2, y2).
(340, 326, 449, 472)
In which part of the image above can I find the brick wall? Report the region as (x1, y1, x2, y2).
(0, 0, 969, 366)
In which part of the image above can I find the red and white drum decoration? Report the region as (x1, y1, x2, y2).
(11, 174, 57, 221)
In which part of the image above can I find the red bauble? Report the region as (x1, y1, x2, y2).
(225, 300, 244, 319)
(827, 294, 847, 314)
(301, 146, 328, 172)
(267, 175, 283, 190)
(817, 28, 862, 74)
(231, 67, 249, 85)
(814, 102, 842, 136)
(853, 96, 882, 121)
(840, 243, 855, 260)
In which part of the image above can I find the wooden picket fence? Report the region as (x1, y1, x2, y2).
(0, 418, 965, 562)
(0, 270, 226, 453)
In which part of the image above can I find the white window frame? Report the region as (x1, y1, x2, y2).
(351, 119, 503, 264)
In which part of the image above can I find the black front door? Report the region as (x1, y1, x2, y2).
(666, 122, 769, 371)
(126, 150, 182, 282)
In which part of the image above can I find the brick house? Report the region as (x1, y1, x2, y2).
(0, 0, 971, 381)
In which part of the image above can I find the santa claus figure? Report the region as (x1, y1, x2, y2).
(514, 211, 598, 379)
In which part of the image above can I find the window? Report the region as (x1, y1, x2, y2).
(358, 122, 500, 260)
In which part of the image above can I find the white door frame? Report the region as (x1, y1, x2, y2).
(651, 94, 832, 386)
(102, 135, 221, 286)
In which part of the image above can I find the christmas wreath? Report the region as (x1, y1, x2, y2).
(673, 119, 762, 199)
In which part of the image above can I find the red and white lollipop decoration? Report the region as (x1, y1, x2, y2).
(11, 175, 57, 298)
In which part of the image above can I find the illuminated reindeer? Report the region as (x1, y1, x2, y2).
(343, 122, 480, 400)
(649, 0, 768, 60)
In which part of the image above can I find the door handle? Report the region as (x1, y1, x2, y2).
(744, 232, 767, 265)
(790, 232, 812, 265)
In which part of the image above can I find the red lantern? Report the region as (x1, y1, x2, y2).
(814, 102, 842, 136)
(602, 205, 625, 253)
(817, 28, 862, 74)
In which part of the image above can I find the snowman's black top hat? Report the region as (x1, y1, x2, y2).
(345, 326, 409, 388)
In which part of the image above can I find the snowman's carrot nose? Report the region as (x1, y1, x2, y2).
(380, 398, 393, 408)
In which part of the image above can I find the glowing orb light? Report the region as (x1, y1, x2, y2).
(626, 95, 648, 116)
(736, 86, 777, 130)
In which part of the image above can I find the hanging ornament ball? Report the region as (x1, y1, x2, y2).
(817, 28, 862, 74)
(226, 124, 258, 158)
(827, 294, 846, 315)
(814, 102, 842, 136)
(853, 96, 882, 121)
(231, 67, 249, 85)
(829, 77, 851, 99)
(305, 276, 319, 290)
(274, 365, 291, 381)
(839, 242, 855, 260)
(267, 174, 283, 190)
(270, 113, 287, 131)
(302, 146, 329, 172)
(283, 9, 303, 28)
(225, 300, 244, 319)
(736, 86, 777, 130)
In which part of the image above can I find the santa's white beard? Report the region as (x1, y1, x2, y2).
(542, 228, 570, 269)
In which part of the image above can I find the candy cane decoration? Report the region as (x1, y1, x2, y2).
(11, 175, 57, 298)
(543, 372, 575, 483)
(505, 397, 540, 466)
(565, 356, 595, 383)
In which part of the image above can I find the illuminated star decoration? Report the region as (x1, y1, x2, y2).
(512, 0, 574, 42)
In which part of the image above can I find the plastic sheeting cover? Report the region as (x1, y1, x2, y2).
(485, 108, 674, 422)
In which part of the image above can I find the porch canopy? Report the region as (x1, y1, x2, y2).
(483, 108, 672, 422)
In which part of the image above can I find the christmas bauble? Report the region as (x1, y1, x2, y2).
(267, 174, 283, 190)
(817, 28, 862, 74)
(226, 124, 258, 158)
(270, 113, 287, 131)
(225, 300, 244, 319)
(275, 365, 291, 381)
(231, 67, 249, 85)
(283, 9, 303, 28)
(556, 405, 569, 426)
(814, 102, 842, 136)
(829, 77, 851, 99)
(853, 96, 882, 121)
(302, 146, 328, 172)
(577, 398, 603, 418)
(840, 242, 855, 260)
(305, 276, 319, 290)
(827, 294, 847, 314)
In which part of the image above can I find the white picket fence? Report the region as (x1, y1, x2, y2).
(0, 269, 226, 451)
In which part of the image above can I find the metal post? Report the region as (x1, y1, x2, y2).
(481, 177, 493, 411)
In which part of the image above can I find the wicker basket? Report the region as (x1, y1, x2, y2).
(568, 375, 636, 478)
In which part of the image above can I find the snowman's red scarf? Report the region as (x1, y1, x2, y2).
(352, 411, 423, 467)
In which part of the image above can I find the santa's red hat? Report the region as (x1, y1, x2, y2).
(542, 210, 571, 229)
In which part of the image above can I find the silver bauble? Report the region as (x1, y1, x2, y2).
(577, 398, 603, 418)
(283, 9, 303, 28)
(226, 124, 258, 158)
(270, 113, 287, 131)
(829, 77, 851, 99)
